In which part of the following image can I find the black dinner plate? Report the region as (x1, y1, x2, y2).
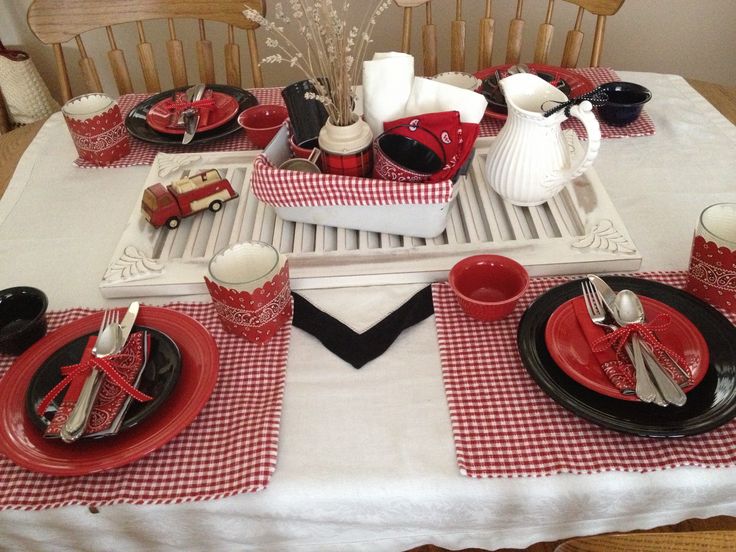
(25, 325, 181, 437)
(125, 84, 258, 146)
(518, 276, 736, 437)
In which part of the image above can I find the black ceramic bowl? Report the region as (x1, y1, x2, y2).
(0, 287, 48, 355)
(377, 133, 444, 174)
(597, 81, 652, 126)
(480, 71, 571, 115)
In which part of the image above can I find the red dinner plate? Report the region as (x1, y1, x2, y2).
(544, 295, 709, 400)
(146, 91, 239, 135)
(474, 63, 595, 121)
(0, 306, 218, 475)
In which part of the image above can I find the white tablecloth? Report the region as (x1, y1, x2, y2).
(1, 72, 736, 551)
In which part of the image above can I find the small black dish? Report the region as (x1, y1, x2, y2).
(25, 326, 181, 437)
(0, 287, 48, 355)
(377, 133, 444, 174)
(597, 81, 652, 126)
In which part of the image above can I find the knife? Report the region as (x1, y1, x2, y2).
(587, 275, 686, 406)
(61, 302, 140, 441)
(182, 84, 206, 144)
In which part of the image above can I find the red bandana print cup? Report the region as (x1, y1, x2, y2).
(686, 203, 736, 313)
(62, 93, 130, 165)
(204, 241, 292, 344)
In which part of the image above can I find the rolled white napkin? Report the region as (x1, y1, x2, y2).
(403, 76, 487, 124)
(362, 52, 415, 137)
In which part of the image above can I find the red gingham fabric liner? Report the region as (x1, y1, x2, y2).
(0, 301, 290, 510)
(251, 155, 455, 207)
(478, 67, 656, 139)
(433, 271, 736, 478)
(74, 88, 285, 168)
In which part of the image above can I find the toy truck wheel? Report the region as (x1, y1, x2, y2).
(166, 217, 180, 229)
(209, 200, 223, 212)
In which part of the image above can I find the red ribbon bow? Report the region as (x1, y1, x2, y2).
(591, 313, 689, 375)
(36, 352, 153, 417)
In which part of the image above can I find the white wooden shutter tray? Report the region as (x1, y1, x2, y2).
(100, 139, 641, 298)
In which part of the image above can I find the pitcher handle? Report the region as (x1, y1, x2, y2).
(562, 100, 601, 181)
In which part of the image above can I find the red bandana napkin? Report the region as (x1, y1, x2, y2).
(42, 331, 151, 438)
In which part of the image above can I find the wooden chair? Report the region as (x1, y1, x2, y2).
(27, 0, 266, 103)
(395, 0, 625, 76)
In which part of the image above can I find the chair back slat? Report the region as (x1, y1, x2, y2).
(450, 0, 466, 71)
(166, 19, 188, 88)
(422, 3, 437, 76)
(74, 35, 102, 93)
(560, 8, 585, 67)
(505, 0, 525, 64)
(135, 21, 161, 93)
(196, 20, 216, 85)
(28, 0, 265, 102)
(477, 0, 495, 70)
(533, 0, 556, 64)
(105, 26, 134, 95)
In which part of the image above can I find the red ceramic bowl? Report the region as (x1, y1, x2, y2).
(237, 104, 288, 148)
(448, 255, 529, 321)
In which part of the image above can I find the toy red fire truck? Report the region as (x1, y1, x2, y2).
(141, 169, 238, 229)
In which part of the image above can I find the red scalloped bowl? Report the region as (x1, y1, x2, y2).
(449, 254, 529, 321)
(238, 105, 288, 148)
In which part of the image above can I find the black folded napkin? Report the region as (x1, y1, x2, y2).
(291, 286, 434, 368)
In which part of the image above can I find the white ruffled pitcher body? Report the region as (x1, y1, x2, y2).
(484, 73, 601, 206)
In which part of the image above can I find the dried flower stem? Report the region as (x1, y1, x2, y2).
(244, 0, 391, 126)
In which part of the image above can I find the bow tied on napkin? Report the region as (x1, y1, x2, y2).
(39, 331, 152, 438)
(571, 298, 692, 395)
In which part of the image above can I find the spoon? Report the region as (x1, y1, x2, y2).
(612, 290, 660, 404)
(615, 290, 687, 407)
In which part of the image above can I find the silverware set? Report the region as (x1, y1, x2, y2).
(60, 301, 140, 442)
(582, 275, 688, 407)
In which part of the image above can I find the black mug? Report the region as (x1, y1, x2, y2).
(281, 79, 329, 147)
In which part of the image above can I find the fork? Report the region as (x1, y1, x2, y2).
(581, 280, 664, 405)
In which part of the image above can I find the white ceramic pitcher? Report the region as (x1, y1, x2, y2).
(484, 73, 601, 206)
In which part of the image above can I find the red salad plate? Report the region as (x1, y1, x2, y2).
(146, 91, 239, 135)
(474, 63, 595, 121)
(0, 306, 218, 476)
(544, 295, 709, 400)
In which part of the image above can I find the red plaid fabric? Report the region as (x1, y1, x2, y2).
(74, 88, 285, 168)
(251, 155, 456, 207)
(433, 271, 736, 478)
(478, 67, 656, 139)
(0, 301, 291, 510)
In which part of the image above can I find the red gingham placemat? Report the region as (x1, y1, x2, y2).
(74, 88, 285, 168)
(0, 301, 290, 510)
(251, 155, 456, 207)
(433, 271, 736, 478)
(478, 67, 656, 139)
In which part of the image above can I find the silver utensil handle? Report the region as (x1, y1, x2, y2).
(60, 368, 103, 442)
(627, 336, 661, 405)
(641, 343, 687, 406)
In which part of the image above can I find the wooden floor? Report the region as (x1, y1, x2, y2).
(406, 515, 736, 551)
